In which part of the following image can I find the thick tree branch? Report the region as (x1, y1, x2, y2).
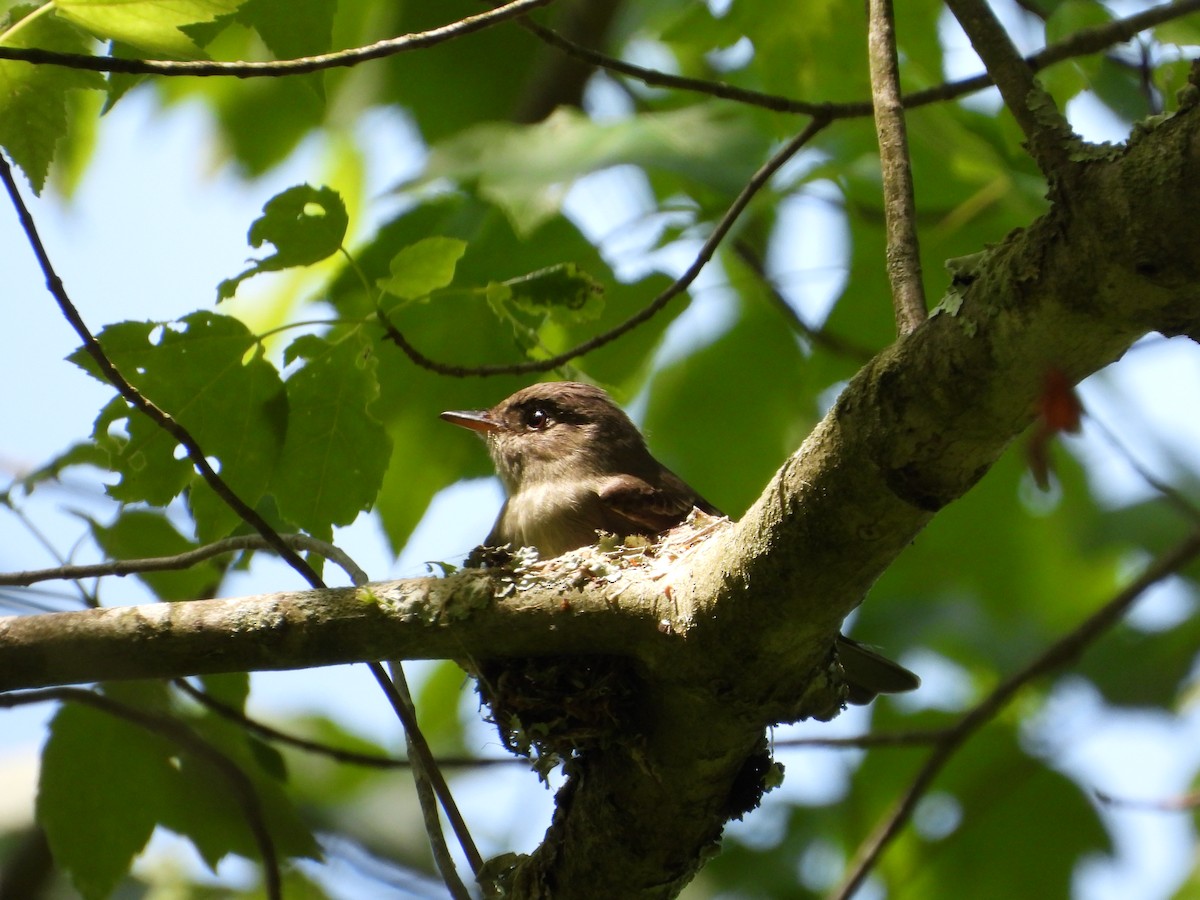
(867, 0, 927, 335)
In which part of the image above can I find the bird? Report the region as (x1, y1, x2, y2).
(440, 381, 918, 704)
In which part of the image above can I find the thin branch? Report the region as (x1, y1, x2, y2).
(0, 533, 368, 588)
(1086, 414, 1200, 525)
(830, 527, 1200, 900)
(367, 662, 484, 877)
(773, 727, 955, 751)
(0, 0, 553, 77)
(517, 16, 850, 117)
(1095, 787, 1200, 812)
(389, 663, 473, 900)
(0, 153, 323, 592)
(1, 152, 478, 899)
(520, 0, 1200, 119)
(730, 240, 875, 362)
(944, 0, 1077, 176)
(174, 679, 520, 769)
(867, 0, 926, 335)
(0, 0, 1188, 122)
(0, 687, 282, 900)
(379, 116, 832, 376)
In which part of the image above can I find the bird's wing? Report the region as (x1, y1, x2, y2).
(596, 473, 702, 536)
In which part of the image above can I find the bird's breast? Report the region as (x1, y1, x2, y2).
(493, 480, 607, 558)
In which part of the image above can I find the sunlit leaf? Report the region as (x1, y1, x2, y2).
(0, 6, 105, 193)
(218, 184, 348, 300)
(378, 236, 468, 300)
(56, 0, 244, 55)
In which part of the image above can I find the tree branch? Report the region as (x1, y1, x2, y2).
(0, 533, 367, 588)
(519, 0, 1200, 119)
(831, 526, 1200, 899)
(0, 687, 283, 900)
(867, 0, 927, 335)
(944, 0, 1078, 176)
(0, 153, 323, 592)
(7, 92, 1200, 898)
(0, 0, 553, 77)
(377, 117, 831, 376)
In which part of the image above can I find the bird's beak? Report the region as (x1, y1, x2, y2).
(440, 409, 501, 434)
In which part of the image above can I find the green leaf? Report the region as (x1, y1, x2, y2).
(415, 105, 768, 235)
(55, 0, 244, 56)
(197, 672, 251, 711)
(17, 441, 110, 491)
(378, 236, 468, 300)
(68, 313, 288, 530)
(643, 279, 813, 517)
(415, 660, 472, 756)
(490, 263, 604, 324)
(38, 686, 180, 899)
(0, 6, 105, 193)
(1043, 0, 1112, 48)
(268, 332, 391, 538)
(90, 509, 225, 600)
(218, 184, 348, 300)
(235, 0, 335, 61)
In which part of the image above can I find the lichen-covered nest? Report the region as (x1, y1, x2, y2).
(471, 510, 731, 778)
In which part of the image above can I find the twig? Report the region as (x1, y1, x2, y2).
(520, 0, 1200, 119)
(867, 0, 926, 335)
(0, 499, 97, 607)
(2, 151, 478, 900)
(730, 240, 874, 362)
(773, 727, 955, 751)
(1087, 414, 1200, 525)
(0, 687, 282, 900)
(944, 0, 1077, 177)
(0, 0, 552, 77)
(379, 116, 832, 376)
(0, 152, 323, 593)
(388, 663, 473, 900)
(0, 533, 368, 588)
(1095, 787, 1200, 812)
(829, 527, 1200, 900)
(174, 679, 520, 769)
(369, 662, 484, 877)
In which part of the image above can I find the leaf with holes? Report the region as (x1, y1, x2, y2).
(218, 184, 348, 300)
(68, 312, 287, 527)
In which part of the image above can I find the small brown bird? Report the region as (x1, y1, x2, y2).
(441, 381, 918, 704)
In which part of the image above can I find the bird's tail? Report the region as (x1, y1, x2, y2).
(835, 635, 920, 705)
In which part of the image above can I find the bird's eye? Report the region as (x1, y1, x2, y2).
(525, 407, 551, 430)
